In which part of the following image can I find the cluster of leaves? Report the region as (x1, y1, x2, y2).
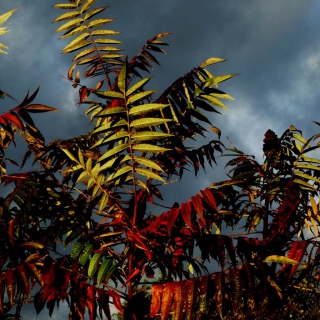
(1, 1, 320, 320)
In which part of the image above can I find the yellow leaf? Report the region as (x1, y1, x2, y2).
(88, 18, 114, 29)
(52, 11, 80, 23)
(55, 18, 84, 33)
(0, 8, 18, 26)
(80, 0, 96, 14)
(200, 57, 226, 68)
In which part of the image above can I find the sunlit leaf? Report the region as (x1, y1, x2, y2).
(53, 4, 78, 9)
(134, 156, 163, 171)
(130, 117, 172, 129)
(126, 77, 152, 96)
(53, 11, 80, 23)
(84, 7, 107, 21)
(98, 143, 130, 162)
(132, 144, 171, 153)
(200, 57, 226, 68)
(0, 8, 18, 26)
(129, 103, 168, 116)
(127, 90, 156, 104)
(264, 255, 298, 264)
(55, 18, 84, 33)
(131, 131, 173, 141)
(135, 167, 165, 182)
(88, 18, 114, 28)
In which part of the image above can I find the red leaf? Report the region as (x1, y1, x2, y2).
(199, 275, 210, 313)
(186, 278, 199, 320)
(78, 86, 90, 105)
(166, 208, 180, 236)
(2, 112, 23, 130)
(191, 195, 206, 228)
(173, 280, 187, 320)
(97, 288, 111, 320)
(181, 202, 194, 231)
(281, 240, 308, 278)
(26, 263, 44, 287)
(122, 268, 141, 287)
(200, 188, 218, 212)
(8, 218, 15, 248)
(126, 230, 152, 260)
(143, 212, 168, 234)
(86, 285, 97, 320)
(16, 265, 30, 299)
(160, 282, 175, 320)
(150, 284, 163, 318)
(106, 290, 123, 315)
(5, 269, 16, 306)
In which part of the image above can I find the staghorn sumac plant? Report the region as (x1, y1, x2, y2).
(1, 2, 320, 320)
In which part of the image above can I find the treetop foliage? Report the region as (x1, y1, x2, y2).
(1, 1, 320, 319)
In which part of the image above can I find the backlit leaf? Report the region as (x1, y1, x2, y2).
(126, 77, 152, 96)
(55, 18, 84, 33)
(88, 18, 114, 28)
(264, 255, 298, 264)
(0, 8, 18, 26)
(132, 144, 171, 153)
(131, 131, 173, 141)
(53, 11, 80, 23)
(98, 143, 130, 162)
(88, 252, 102, 278)
(160, 282, 175, 320)
(130, 117, 172, 129)
(200, 57, 226, 68)
(173, 281, 186, 320)
(97, 258, 113, 286)
(135, 167, 165, 182)
(127, 90, 156, 104)
(71, 242, 85, 259)
(201, 94, 229, 111)
(150, 284, 163, 318)
(129, 103, 168, 116)
(106, 165, 131, 182)
(79, 243, 94, 265)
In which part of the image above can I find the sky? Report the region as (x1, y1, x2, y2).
(1, 0, 320, 318)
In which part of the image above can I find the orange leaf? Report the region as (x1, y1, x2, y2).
(173, 281, 187, 320)
(160, 282, 175, 320)
(186, 278, 199, 320)
(5, 269, 16, 306)
(2, 112, 23, 130)
(24, 104, 59, 113)
(106, 290, 123, 315)
(16, 265, 30, 299)
(150, 284, 163, 318)
(87, 285, 97, 320)
(0, 276, 4, 315)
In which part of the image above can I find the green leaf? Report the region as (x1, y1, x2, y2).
(93, 119, 128, 134)
(118, 61, 127, 93)
(200, 94, 229, 111)
(135, 167, 165, 182)
(94, 91, 124, 99)
(95, 107, 126, 117)
(88, 252, 102, 278)
(127, 90, 156, 104)
(132, 144, 171, 153)
(88, 18, 114, 28)
(92, 131, 129, 148)
(97, 155, 131, 172)
(264, 255, 298, 264)
(97, 258, 113, 286)
(53, 11, 80, 23)
(79, 244, 94, 265)
(126, 77, 152, 96)
(60, 148, 79, 163)
(71, 242, 85, 259)
(98, 143, 130, 162)
(131, 131, 173, 141)
(130, 118, 172, 129)
(55, 18, 84, 33)
(129, 103, 168, 116)
(200, 57, 226, 68)
(204, 74, 238, 88)
(134, 156, 163, 171)
(106, 165, 132, 182)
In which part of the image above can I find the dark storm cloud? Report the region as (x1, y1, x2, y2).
(1, 1, 320, 317)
